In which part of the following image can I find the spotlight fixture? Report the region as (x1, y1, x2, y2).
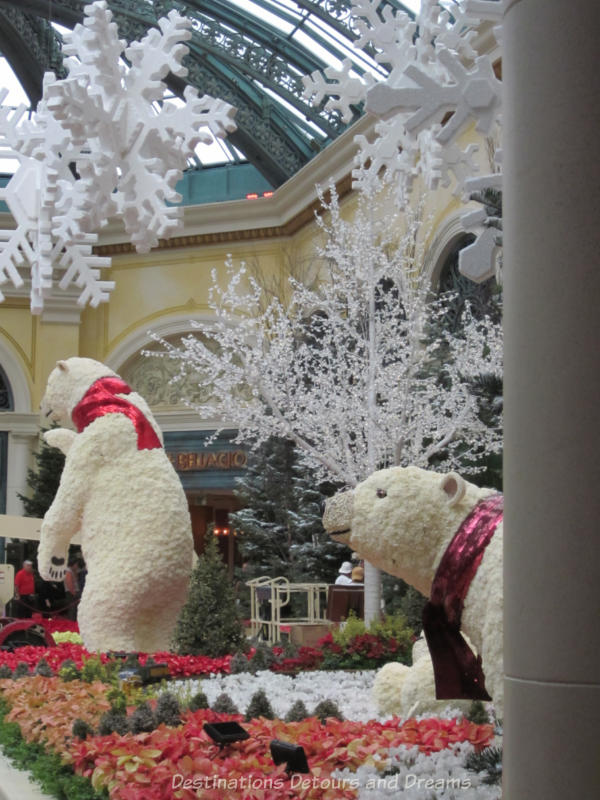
(270, 739, 310, 774)
(203, 721, 249, 750)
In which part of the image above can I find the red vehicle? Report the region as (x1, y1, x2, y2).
(0, 617, 54, 649)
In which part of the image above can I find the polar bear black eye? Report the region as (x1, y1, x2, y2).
(376, 488, 387, 498)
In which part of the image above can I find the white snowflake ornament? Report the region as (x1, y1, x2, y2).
(0, 0, 237, 313)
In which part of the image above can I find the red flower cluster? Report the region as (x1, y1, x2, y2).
(0, 643, 232, 678)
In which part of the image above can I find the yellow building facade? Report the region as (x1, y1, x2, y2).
(0, 115, 491, 557)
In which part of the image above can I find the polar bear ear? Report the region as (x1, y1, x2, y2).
(440, 472, 467, 506)
(56, 360, 69, 373)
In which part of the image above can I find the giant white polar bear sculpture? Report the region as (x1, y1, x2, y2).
(323, 466, 503, 715)
(37, 357, 193, 652)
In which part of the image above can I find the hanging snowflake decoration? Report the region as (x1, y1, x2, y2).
(0, 0, 237, 314)
(302, 0, 505, 283)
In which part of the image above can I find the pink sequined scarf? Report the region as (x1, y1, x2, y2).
(71, 376, 162, 451)
(422, 493, 503, 700)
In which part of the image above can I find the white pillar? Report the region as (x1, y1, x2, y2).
(503, 1, 600, 797)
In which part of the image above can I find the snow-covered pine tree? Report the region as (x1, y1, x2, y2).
(230, 436, 350, 586)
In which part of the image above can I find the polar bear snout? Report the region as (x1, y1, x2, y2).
(323, 489, 354, 542)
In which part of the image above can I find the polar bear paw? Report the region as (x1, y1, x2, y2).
(41, 552, 69, 582)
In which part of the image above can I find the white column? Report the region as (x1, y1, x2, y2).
(503, 1, 600, 797)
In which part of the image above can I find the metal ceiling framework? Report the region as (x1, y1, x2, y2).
(0, 0, 413, 186)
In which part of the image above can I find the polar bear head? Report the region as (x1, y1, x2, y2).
(41, 357, 118, 428)
(323, 466, 494, 595)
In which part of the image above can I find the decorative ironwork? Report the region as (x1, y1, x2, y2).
(2, 0, 375, 182)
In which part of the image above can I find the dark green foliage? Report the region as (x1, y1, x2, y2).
(0, 665, 13, 678)
(466, 700, 491, 725)
(247, 641, 275, 673)
(244, 689, 274, 721)
(464, 746, 503, 785)
(230, 437, 350, 603)
(129, 702, 156, 734)
(12, 662, 30, 679)
(313, 699, 343, 723)
(72, 719, 94, 741)
(399, 585, 427, 636)
(97, 710, 129, 737)
(17, 426, 65, 518)
(59, 659, 81, 682)
(0, 697, 107, 800)
(106, 687, 127, 714)
(211, 693, 239, 715)
(80, 655, 117, 685)
(229, 651, 251, 674)
(154, 692, 181, 727)
(173, 533, 245, 657)
(34, 658, 54, 677)
(188, 691, 209, 712)
(281, 640, 299, 659)
(285, 699, 309, 723)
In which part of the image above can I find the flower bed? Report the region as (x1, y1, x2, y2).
(0, 644, 232, 678)
(0, 674, 497, 800)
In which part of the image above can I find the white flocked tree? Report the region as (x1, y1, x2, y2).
(156, 172, 502, 622)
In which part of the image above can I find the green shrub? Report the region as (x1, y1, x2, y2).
(97, 710, 129, 736)
(106, 687, 127, 714)
(399, 586, 427, 634)
(81, 655, 117, 685)
(173, 533, 246, 657)
(313, 699, 343, 723)
(248, 642, 275, 673)
(59, 659, 81, 682)
(12, 662, 30, 679)
(229, 651, 251, 674)
(285, 699, 309, 723)
(331, 611, 366, 647)
(129, 702, 156, 734)
(189, 691, 209, 712)
(155, 692, 181, 727)
(244, 689, 274, 721)
(212, 693, 239, 715)
(34, 658, 54, 678)
(466, 700, 491, 725)
(0, 665, 13, 679)
(72, 718, 94, 741)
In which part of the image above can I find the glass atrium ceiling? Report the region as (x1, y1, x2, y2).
(0, 0, 419, 189)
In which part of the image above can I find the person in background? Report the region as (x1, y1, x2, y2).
(13, 559, 37, 617)
(335, 561, 354, 585)
(64, 557, 80, 620)
(351, 565, 364, 584)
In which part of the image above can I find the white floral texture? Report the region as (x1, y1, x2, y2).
(323, 466, 503, 715)
(37, 357, 193, 652)
(336, 742, 502, 800)
(373, 641, 473, 719)
(169, 669, 384, 722)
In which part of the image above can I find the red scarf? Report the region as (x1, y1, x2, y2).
(71, 376, 162, 451)
(422, 493, 503, 701)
